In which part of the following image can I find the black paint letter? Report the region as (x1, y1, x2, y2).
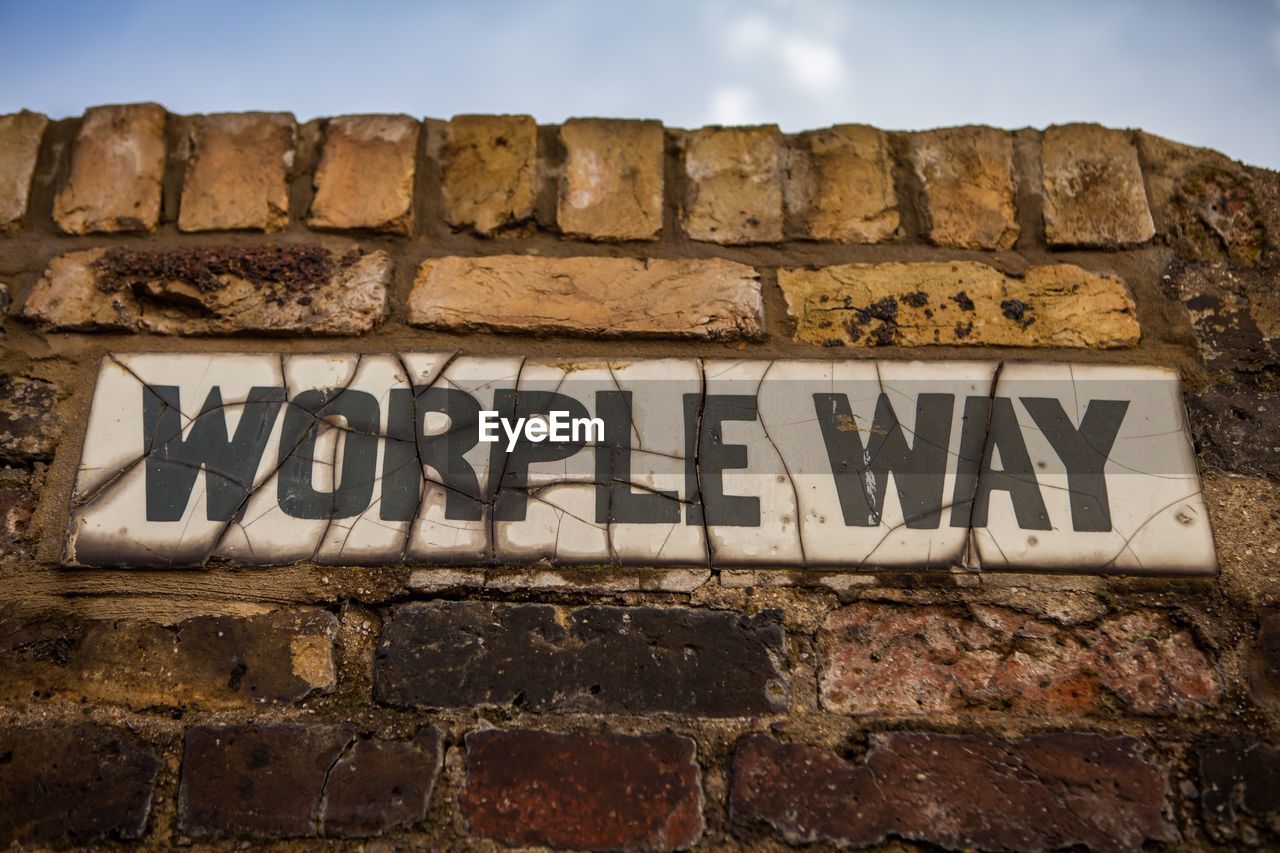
(684, 394, 760, 527)
(950, 395, 1051, 530)
(1020, 397, 1128, 532)
(278, 389, 381, 519)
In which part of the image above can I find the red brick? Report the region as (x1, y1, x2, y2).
(320, 729, 441, 838)
(0, 723, 161, 846)
(731, 732, 1176, 850)
(53, 103, 166, 234)
(819, 603, 1218, 716)
(461, 729, 703, 851)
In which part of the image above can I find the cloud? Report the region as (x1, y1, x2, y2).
(777, 34, 845, 94)
(721, 7, 847, 95)
(709, 85, 757, 125)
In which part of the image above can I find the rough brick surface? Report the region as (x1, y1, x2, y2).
(461, 729, 704, 851)
(320, 729, 441, 838)
(441, 114, 537, 236)
(910, 125, 1019, 249)
(0, 374, 58, 464)
(23, 246, 388, 335)
(53, 103, 166, 234)
(0, 110, 47, 231)
(1247, 609, 1280, 711)
(558, 118, 664, 240)
(179, 112, 294, 232)
(408, 254, 764, 339)
(1198, 739, 1280, 844)
(682, 125, 783, 243)
(1043, 123, 1155, 247)
(785, 124, 898, 242)
(309, 114, 419, 234)
(180, 724, 353, 838)
(0, 469, 36, 559)
(819, 603, 1218, 716)
(375, 601, 788, 716)
(1138, 131, 1265, 266)
(779, 260, 1139, 347)
(731, 732, 1176, 850)
(0, 723, 161, 846)
(0, 607, 337, 708)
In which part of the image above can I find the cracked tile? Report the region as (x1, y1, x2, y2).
(67, 353, 1215, 574)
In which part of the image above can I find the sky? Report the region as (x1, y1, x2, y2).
(1, 0, 1278, 168)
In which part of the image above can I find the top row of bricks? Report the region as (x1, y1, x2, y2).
(0, 103, 1156, 248)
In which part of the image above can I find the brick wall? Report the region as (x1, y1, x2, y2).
(0, 104, 1278, 849)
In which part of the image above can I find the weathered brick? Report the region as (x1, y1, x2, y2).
(23, 245, 388, 335)
(910, 125, 1019, 249)
(558, 118, 664, 240)
(408, 254, 763, 340)
(731, 732, 1175, 849)
(819, 603, 1218, 716)
(320, 729, 441, 838)
(179, 112, 294, 232)
(0, 607, 337, 708)
(461, 729, 703, 851)
(0, 110, 48, 231)
(180, 723, 352, 838)
(441, 114, 536, 236)
(785, 124, 897, 243)
(375, 601, 788, 716)
(0, 374, 58, 464)
(779, 260, 1138, 348)
(1043, 123, 1155, 247)
(0, 723, 161, 846)
(1198, 739, 1280, 844)
(1138, 131, 1264, 266)
(682, 125, 783, 243)
(0, 469, 36, 559)
(1247, 609, 1280, 712)
(53, 103, 165, 234)
(309, 114, 419, 234)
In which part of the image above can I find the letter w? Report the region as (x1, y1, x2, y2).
(144, 385, 285, 521)
(814, 392, 954, 528)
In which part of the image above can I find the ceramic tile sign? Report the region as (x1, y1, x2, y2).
(66, 353, 1217, 574)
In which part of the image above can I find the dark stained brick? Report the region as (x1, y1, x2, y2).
(0, 469, 36, 559)
(0, 607, 338, 708)
(461, 729, 703, 851)
(320, 728, 441, 838)
(0, 723, 161, 846)
(1247, 610, 1280, 712)
(374, 601, 788, 717)
(731, 732, 1176, 851)
(0, 374, 58, 465)
(1199, 739, 1280, 844)
(179, 724, 355, 839)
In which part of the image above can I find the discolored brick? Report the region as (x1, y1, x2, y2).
(1043, 123, 1155, 248)
(179, 724, 353, 838)
(785, 123, 897, 243)
(0, 109, 48, 231)
(375, 601, 788, 716)
(441, 114, 536, 236)
(1198, 740, 1280, 844)
(0, 723, 161, 846)
(408, 254, 763, 340)
(53, 103, 166, 234)
(0, 374, 58, 464)
(24, 245, 388, 335)
(461, 729, 704, 851)
(1247, 609, 1280, 712)
(682, 125, 783, 244)
(779, 260, 1138, 348)
(309, 114, 419, 234)
(731, 732, 1175, 849)
(819, 602, 1218, 716)
(320, 728, 441, 838)
(0, 607, 338, 709)
(0, 469, 36, 559)
(910, 125, 1018, 249)
(179, 112, 294, 232)
(558, 118, 664, 240)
